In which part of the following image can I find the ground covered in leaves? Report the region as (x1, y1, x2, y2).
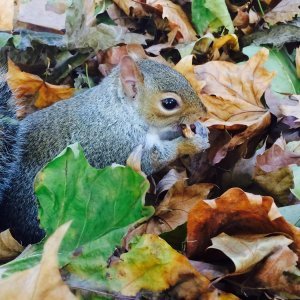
(0, 0, 300, 299)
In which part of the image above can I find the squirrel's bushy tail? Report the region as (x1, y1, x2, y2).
(0, 64, 19, 202)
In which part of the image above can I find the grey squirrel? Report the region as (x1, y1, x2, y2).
(0, 56, 209, 245)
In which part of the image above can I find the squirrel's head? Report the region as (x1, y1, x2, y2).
(118, 56, 207, 129)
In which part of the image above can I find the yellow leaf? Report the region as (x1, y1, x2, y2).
(0, 0, 15, 31)
(6, 59, 75, 110)
(0, 222, 77, 300)
(110, 234, 211, 297)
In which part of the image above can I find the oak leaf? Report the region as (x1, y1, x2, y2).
(0, 222, 77, 300)
(186, 188, 300, 259)
(6, 59, 75, 111)
(263, 0, 300, 26)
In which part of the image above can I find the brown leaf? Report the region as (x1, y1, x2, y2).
(256, 137, 300, 173)
(0, 229, 24, 261)
(209, 233, 293, 273)
(255, 246, 300, 297)
(146, 0, 197, 42)
(195, 48, 274, 127)
(263, 0, 300, 26)
(124, 180, 214, 246)
(97, 44, 167, 76)
(177, 48, 274, 163)
(6, 59, 75, 112)
(112, 0, 147, 17)
(265, 89, 300, 120)
(186, 188, 300, 259)
(0, 222, 77, 300)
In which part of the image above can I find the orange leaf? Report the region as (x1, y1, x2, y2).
(186, 188, 300, 259)
(6, 59, 75, 110)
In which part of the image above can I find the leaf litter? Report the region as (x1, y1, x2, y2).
(1, 0, 300, 299)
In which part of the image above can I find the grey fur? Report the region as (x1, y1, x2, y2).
(0, 59, 209, 245)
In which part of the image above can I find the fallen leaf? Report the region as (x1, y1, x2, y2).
(156, 168, 187, 195)
(192, 0, 234, 34)
(177, 48, 274, 163)
(255, 246, 300, 298)
(174, 55, 206, 95)
(124, 180, 214, 247)
(186, 188, 300, 259)
(112, 0, 147, 17)
(209, 233, 293, 273)
(0, 230, 24, 261)
(18, 0, 66, 31)
(0, 222, 77, 300)
(109, 234, 211, 297)
(253, 137, 300, 204)
(291, 165, 300, 200)
(256, 137, 300, 173)
(146, 0, 197, 42)
(0, 0, 15, 31)
(263, 0, 300, 26)
(6, 59, 75, 110)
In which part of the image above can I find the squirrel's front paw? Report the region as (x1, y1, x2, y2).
(179, 122, 210, 155)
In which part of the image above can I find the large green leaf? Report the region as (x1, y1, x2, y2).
(0, 143, 153, 278)
(192, 0, 233, 35)
(35, 143, 153, 253)
(243, 45, 300, 94)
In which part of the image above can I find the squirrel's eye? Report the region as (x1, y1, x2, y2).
(161, 98, 179, 110)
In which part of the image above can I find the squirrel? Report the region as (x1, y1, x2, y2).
(0, 56, 209, 245)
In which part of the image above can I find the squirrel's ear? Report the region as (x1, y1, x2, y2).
(119, 56, 144, 99)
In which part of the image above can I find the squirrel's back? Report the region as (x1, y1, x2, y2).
(0, 67, 20, 202)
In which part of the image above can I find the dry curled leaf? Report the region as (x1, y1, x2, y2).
(209, 233, 293, 273)
(0, 222, 76, 300)
(186, 188, 300, 259)
(146, 0, 197, 42)
(6, 59, 75, 112)
(0, 229, 24, 261)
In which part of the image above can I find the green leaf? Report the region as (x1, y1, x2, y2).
(192, 0, 233, 35)
(291, 166, 300, 201)
(243, 45, 300, 94)
(0, 143, 153, 278)
(35, 143, 152, 253)
(279, 204, 300, 227)
(0, 33, 13, 48)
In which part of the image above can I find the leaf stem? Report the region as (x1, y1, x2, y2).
(85, 63, 92, 89)
(257, 0, 264, 16)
